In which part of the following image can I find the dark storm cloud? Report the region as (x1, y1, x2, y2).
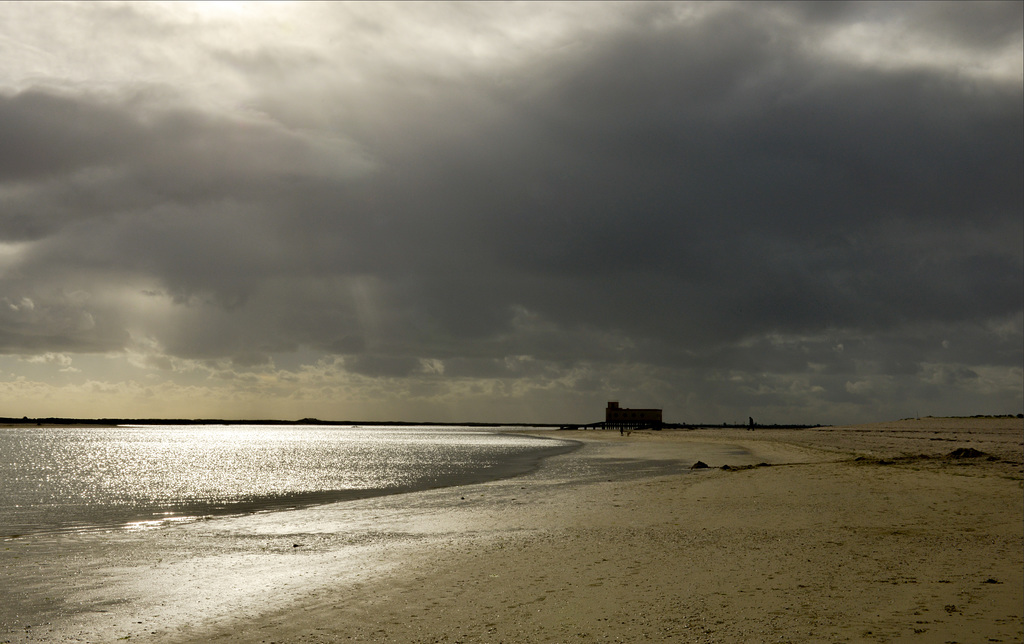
(1, 91, 371, 257)
(320, 6, 1021, 363)
(0, 2, 1020, 420)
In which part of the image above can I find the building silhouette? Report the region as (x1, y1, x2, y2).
(605, 401, 662, 430)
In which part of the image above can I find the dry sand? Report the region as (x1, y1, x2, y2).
(3, 418, 1021, 643)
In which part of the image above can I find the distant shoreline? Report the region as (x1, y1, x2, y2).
(4, 414, 1018, 430)
(3, 414, 1017, 431)
(0, 417, 561, 428)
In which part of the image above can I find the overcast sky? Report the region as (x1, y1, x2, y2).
(0, 2, 1020, 424)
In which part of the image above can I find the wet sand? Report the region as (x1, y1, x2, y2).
(2, 418, 1021, 643)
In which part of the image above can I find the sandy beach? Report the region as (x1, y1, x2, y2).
(3, 418, 1021, 643)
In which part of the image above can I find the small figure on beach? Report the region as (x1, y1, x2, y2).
(748, 417, 755, 430)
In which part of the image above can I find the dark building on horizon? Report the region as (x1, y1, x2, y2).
(605, 401, 662, 430)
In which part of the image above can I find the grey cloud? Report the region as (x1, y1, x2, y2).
(344, 354, 423, 378)
(912, 1, 1024, 50)
(0, 91, 141, 183)
(0, 89, 372, 239)
(0, 290, 127, 353)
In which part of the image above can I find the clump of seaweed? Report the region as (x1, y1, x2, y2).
(720, 462, 772, 472)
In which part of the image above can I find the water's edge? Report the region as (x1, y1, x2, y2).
(1, 429, 581, 539)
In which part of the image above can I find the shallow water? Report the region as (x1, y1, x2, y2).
(0, 424, 576, 537)
(0, 432, 768, 643)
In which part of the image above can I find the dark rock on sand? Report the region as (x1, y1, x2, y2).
(691, 461, 709, 469)
(947, 448, 987, 459)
